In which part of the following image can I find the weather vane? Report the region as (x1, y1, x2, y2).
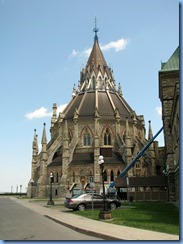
(93, 17, 99, 41)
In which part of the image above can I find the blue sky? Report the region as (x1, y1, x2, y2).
(0, 0, 179, 193)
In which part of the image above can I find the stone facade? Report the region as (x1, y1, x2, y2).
(27, 30, 166, 199)
(159, 47, 179, 202)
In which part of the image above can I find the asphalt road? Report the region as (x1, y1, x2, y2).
(0, 197, 103, 240)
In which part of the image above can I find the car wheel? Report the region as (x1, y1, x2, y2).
(110, 202, 117, 209)
(78, 204, 86, 211)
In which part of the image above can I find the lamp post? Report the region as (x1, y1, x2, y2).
(98, 155, 112, 219)
(98, 155, 106, 211)
(47, 172, 54, 205)
(20, 185, 22, 197)
(30, 179, 34, 198)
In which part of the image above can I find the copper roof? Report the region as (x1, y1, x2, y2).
(160, 46, 179, 72)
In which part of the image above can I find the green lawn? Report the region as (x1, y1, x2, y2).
(72, 202, 179, 235)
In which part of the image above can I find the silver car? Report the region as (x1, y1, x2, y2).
(64, 193, 121, 211)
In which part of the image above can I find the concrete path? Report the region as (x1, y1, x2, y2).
(10, 197, 179, 241)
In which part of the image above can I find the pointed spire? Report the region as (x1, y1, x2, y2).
(148, 120, 153, 140)
(41, 123, 47, 145)
(93, 17, 99, 42)
(79, 21, 116, 92)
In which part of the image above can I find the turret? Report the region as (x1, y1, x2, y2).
(41, 122, 47, 155)
(32, 129, 38, 157)
(31, 129, 38, 180)
(148, 120, 153, 140)
(51, 103, 57, 128)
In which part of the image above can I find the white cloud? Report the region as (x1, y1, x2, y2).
(69, 37, 129, 59)
(57, 104, 67, 115)
(25, 107, 52, 120)
(101, 38, 128, 52)
(25, 104, 68, 120)
(155, 106, 162, 116)
(69, 49, 79, 58)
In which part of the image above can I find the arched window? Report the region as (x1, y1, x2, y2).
(117, 170, 120, 176)
(56, 172, 59, 183)
(55, 189, 58, 196)
(104, 127, 111, 145)
(83, 128, 91, 146)
(110, 170, 114, 181)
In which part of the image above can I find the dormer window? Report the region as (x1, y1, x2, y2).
(104, 127, 111, 145)
(83, 128, 91, 146)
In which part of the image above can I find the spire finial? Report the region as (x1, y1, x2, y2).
(93, 17, 99, 42)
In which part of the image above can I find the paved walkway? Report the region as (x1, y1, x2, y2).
(10, 197, 179, 241)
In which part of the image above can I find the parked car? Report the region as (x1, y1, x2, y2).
(64, 193, 121, 211)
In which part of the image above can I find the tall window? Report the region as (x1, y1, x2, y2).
(83, 128, 91, 146)
(56, 172, 59, 183)
(104, 128, 111, 145)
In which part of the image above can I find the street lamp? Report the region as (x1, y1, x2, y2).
(20, 185, 22, 197)
(30, 179, 34, 198)
(47, 172, 55, 205)
(98, 155, 106, 211)
(98, 155, 112, 219)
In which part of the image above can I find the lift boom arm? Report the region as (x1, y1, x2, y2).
(118, 126, 163, 179)
(109, 127, 163, 188)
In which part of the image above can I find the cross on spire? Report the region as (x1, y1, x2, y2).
(93, 17, 99, 42)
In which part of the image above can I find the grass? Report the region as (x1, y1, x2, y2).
(72, 202, 179, 235)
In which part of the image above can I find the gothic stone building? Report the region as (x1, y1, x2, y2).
(27, 30, 166, 199)
(159, 47, 179, 202)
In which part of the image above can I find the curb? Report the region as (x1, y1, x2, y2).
(44, 215, 123, 240)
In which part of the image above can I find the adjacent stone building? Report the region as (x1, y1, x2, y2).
(159, 47, 179, 202)
(27, 28, 166, 199)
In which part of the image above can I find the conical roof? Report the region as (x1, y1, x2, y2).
(80, 37, 115, 91)
(61, 31, 144, 126)
(86, 40, 108, 76)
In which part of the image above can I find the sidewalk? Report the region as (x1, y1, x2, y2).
(10, 197, 179, 241)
